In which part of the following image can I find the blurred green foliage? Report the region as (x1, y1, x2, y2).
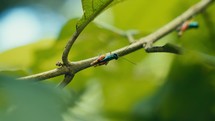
(1, 0, 215, 121)
(0, 75, 73, 121)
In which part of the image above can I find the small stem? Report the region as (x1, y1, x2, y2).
(145, 43, 182, 54)
(58, 73, 74, 88)
(96, 21, 125, 35)
(62, 31, 81, 65)
(125, 30, 138, 44)
(96, 21, 138, 43)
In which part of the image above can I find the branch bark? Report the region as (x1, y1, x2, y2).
(18, 66, 69, 81)
(19, 0, 214, 85)
(62, 30, 82, 65)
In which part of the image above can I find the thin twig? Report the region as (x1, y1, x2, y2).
(19, 0, 214, 83)
(58, 73, 74, 88)
(145, 43, 182, 54)
(62, 31, 81, 65)
(96, 21, 138, 43)
(125, 30, 138, 44)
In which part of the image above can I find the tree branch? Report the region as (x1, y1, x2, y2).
(18, 66, 69, 81)
(19, 0, 214, 85)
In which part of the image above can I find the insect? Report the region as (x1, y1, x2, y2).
(177, 20, 199, 36)
(90, 53, 118, 67)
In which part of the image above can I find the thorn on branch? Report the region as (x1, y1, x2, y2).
(145, 43, 183, 54)
(58, 73, 74, 88)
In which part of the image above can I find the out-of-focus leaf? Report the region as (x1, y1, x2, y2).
(0, 69, 28, 77)
(111, 0, 198, 31)
(63, 80, 106, 121)
(132, 56, 215, 121)
(197, 52, 215, 67)
(0, 75, 73, 121)
(0, 40, 54, 71)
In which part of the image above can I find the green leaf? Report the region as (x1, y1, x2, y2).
(63, 81, 106, 121)
(76, 0, 122, 31)
(0, 75, 73, 121)
(111, 0, 183, 31)
(138, 57, 215, 120)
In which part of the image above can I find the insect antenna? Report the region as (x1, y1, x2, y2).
(120, 57, 136, 65)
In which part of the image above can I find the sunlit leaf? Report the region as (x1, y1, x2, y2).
(0, 40, 54, 71)
(76, 0, 124, 31)
(77, 0, 113, 31)
(112, 0, 186, 31)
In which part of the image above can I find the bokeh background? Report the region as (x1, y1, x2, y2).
(1, 0, 215, 121)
